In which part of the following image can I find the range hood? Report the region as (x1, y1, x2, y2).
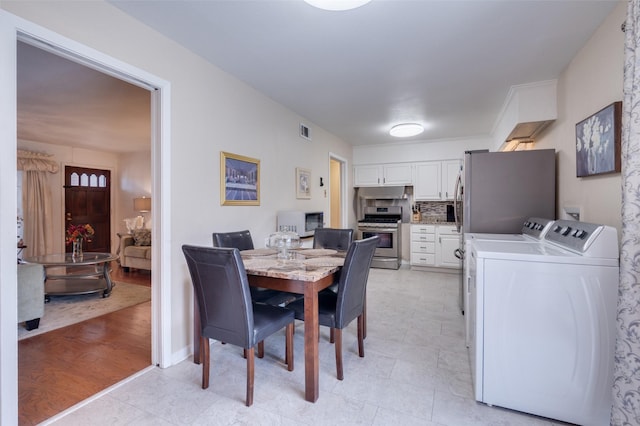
(356, 186, 408, 199)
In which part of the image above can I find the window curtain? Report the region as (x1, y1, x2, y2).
(613, 1, 640, 423)
(16, 150, 58, 257)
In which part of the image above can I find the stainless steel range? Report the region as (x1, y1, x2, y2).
(356, 206, 402, 269)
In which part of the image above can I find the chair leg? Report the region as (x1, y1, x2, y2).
(334, 328, 343, 380)
(285, 323, 294, 371)
(363, 295, 367, 339)
(357, 314, 365, 357)
(258, 341, 265, 358)
(246, 347, 255, 407)
(330, 328, 335, 343)
(201, 336, 210, 389)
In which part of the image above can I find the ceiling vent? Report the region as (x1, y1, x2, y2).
(300, 123, 311, 141)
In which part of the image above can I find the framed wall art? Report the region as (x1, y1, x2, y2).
(575, 101, 622, 177)
(296, 167, 311, 199)
(220, 151, 260, 206)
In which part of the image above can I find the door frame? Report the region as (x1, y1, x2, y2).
(0, 10, 172, 424)
(328, 152, 348, 228)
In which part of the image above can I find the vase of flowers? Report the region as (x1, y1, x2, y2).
(66, 223, 95, 260)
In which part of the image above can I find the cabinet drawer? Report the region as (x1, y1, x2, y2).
(411, 233, 435, 242)
(411, 241, 435, 253)
(411, 252, 435, 266)
(436, 225, 459, 235)
(411, 225, 435, 234)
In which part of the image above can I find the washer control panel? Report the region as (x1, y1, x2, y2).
(521, 217, 555, 240)
(545, 219, 618, 258)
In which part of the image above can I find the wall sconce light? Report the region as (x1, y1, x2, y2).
(320, 177, 324, 187)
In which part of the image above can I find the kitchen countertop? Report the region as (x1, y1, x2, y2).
(411, 220, 456, 225)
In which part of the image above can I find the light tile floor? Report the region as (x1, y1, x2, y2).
(44, 267, 569, 425)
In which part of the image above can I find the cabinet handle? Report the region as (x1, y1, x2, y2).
(439, 191, 442, 198)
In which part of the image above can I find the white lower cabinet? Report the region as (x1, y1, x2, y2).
(436, 225, 462, 269)
(410, 225, 435, 266)
(411, 224, 461, 269)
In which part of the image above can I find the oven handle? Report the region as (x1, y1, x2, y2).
(359, 227, 398, 233)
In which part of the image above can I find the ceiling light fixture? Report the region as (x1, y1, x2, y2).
(389, 123, 424, 138)
(303, 0, 372, 11)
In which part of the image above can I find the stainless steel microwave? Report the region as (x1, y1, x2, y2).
(276, 210, 324, 237)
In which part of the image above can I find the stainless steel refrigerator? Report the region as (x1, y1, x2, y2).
(456, 149, 556, 234)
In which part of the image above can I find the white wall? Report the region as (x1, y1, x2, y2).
(2, 1, 354, 362)
(353, 135, 491, 165)
(535, 1, 625, 233)
(118, 151, 152, 233)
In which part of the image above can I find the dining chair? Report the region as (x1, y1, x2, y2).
(313, 227, 369, 341)
(212, 230, 297, 306)
(182, 245, 294, 406)
(287, 236, 379, 380)
(313, 227, 354, 252)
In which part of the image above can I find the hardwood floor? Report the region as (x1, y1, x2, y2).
(18, 263, 151, 426)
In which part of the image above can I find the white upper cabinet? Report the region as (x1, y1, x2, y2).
(414, 160, 461, 201)
(354, 163, 412, 187)
(413, 162, 441, 200)
(442, 160, 462, 200)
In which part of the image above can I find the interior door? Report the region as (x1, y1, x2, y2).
(64, 166, 111, 253)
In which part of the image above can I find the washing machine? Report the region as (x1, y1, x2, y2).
(469, 219, 619, 426)
(462, 217, 556, 346)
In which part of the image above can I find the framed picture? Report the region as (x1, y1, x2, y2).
(220, 151, 260, 206)
(296, 167, 311, 199)
(575, 101, 621, 177)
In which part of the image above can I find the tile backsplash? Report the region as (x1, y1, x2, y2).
(414, 201, 454, 222)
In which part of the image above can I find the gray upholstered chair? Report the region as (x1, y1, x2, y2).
(182, 245, 294, 406)
(287, 236, 378, 380)
(212, 230, 297, 306)
(18, 263, 45, 330)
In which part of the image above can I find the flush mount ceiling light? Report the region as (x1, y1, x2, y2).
(304, 0, 372, 11)
(389, 123, 424, 138)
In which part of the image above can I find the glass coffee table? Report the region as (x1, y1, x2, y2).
(23, 252, 118, 301)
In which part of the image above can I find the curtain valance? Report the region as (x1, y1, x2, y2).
(17, 150, 59, 173)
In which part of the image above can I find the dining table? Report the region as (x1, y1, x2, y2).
(192, 247, 346, 403)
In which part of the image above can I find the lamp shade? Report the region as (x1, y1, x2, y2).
(134, 197, 151, 212)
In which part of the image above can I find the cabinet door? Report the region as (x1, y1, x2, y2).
(414, 162, 441, 200)
(354, 165, 381, 186)
(383, 163, 413, 185)
(442, 160, 462, 200)
(437, 234, 462, 269)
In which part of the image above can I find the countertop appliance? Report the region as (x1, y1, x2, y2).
(356, 206, 402, 269)
(276, 210, 323, 238)
(462, 217, 555, 346)
(469, 219, 619, 425)
(457, 149, 556, 234)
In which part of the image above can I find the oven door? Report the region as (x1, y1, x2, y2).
(357, 226, 398, 258)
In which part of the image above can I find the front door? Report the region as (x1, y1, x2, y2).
(64, 166, 111, 253)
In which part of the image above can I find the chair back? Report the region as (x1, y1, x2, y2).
(313, 228, 354, 251)
(334, 236, 379, 328)
(212, 230, 254, 251)
(182, 245, 254, 348)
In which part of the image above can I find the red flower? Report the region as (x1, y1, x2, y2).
(65, 224, 95, 245)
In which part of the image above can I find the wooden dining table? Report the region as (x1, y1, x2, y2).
(192, 247, 345, 403)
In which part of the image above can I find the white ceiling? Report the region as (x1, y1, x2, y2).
(18, 1, 619, 153)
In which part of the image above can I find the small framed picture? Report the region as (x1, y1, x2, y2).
(220, 151, 260, 206)
(575, 101, 622, 177)
(296, 167, 311, 199)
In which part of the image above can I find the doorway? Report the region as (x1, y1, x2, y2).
(329, 154, 348, 228)
(1, 18, 171, 423)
